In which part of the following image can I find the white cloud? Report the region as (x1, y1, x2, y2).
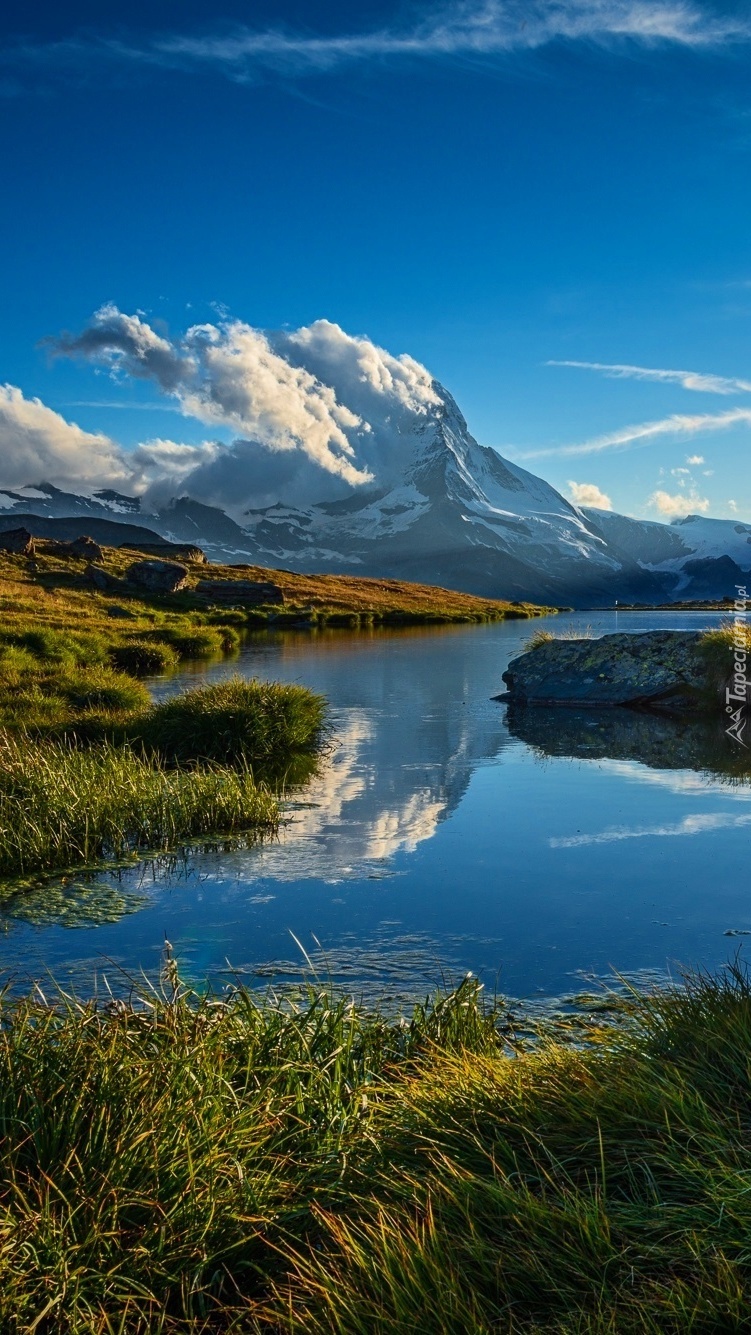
(551, 811, 751, 848)
(0, 384, 241, 500)
(548, 359, 751, 394)
(567, 480, 613, 509)
(53, 308, 444, 490)
(6, 1, 751, 90)
(516, 407, 751, 459)
(729, 499, 739, 512)
(0, 385, 129, 490)
(648, 488, 710, 517)
(155, 2, 751, 74)
(686, 453, 705, 464)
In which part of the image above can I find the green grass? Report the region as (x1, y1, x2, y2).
(161, 625, 242, 660)
(1, 968, 751, 1330)
(525, 624, 595, 651)
(110, 639, 180, 676)
(131, 676, 327, 772)
(0, 731, 278, 878)
(700, 618, 751, 700)
(0, 645, 152, 732)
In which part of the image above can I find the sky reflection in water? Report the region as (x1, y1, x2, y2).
(1, 612, 748, 1003)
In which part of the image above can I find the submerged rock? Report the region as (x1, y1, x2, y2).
(501, 631, 710, 711)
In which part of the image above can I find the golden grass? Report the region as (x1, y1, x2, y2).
(0, 542, 555, 634)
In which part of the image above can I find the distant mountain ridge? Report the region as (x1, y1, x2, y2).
(1, 381, 749, 604)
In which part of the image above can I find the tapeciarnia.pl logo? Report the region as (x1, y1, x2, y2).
(725, 584, 748, 748)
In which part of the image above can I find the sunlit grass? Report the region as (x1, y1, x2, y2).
(525, 623, 595, 651)
(0, 732, 279, 877)
(0, 969, 750, 1330)
(132, 676, 327, 770)
(700, 618, 751, 701)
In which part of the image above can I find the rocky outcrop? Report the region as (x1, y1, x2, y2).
(119, 541, 206, 563)
(85, 564, 120, 591)
(0, 527, 35, 556)
(125, 560, 190, 595)
(195, 578, 285, 606)
(66, 535, 103, 561)
(501, 631, 710, 711)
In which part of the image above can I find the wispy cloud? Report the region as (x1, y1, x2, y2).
(548, 359, 751, 394)
(4, 1, 751, 88)
(551, 811, 751, 847)
(63, 399, 184, 412)
(515, 407, 751, 459)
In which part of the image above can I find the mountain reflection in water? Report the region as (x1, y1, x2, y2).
(1, 613, 749, 1002)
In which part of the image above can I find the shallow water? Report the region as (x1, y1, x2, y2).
(2, 611, 749, 1004)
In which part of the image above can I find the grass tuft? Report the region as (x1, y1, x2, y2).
(0, 732, 278, 877)
(110, 639, 180, 676)
(1, 970, 751, 1330)
(132, 676, 326, 770)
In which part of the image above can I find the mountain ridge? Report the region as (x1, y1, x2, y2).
(1, 382, 749, 605)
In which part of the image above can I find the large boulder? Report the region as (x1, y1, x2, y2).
(195, 578, 285, 606)
(126, 560, 189, 595)
(501, 631, 710, 710)
(67, 535, 103, 561)
(85, 564, 119, 591)
(0, 527, 35, 556)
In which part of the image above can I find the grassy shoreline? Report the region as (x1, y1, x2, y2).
(1, 967, 750, 1331)
(0, 678, 325, 880)
(0, 542, 554, 734)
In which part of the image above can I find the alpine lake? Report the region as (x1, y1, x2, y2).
(2, 610, 749, 1014)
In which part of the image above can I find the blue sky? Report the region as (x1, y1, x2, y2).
(2, 0, 751, 520)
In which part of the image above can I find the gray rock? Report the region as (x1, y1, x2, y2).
(85, 564, 116, 591)
(126, 559, 189, 595)
(67, 535, 104, 561)
(195, 578, 285, 605)
(501, 631, 710, 710)
(105, 604, 138, 619)
(0, 527, 35, 556)
(120, 541, 206, 563)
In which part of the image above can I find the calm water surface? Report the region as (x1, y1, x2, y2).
(2, 611, 749, 1004)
